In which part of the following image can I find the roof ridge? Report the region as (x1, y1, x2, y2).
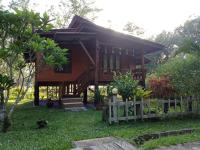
(70, 15, 164, 49)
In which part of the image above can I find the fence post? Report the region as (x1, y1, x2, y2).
(112, 94, 118, 123)
(148, 98, 150, 116)
(134, 96, 136, 121)
(141, 97, 144, 121)
(125, 98, 128, 121)
(168, 99, 170, 113)
(109, 98, 112, 124)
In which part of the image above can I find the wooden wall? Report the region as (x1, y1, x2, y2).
(36, 41, 142, 84)
(36, 45, 90, 82)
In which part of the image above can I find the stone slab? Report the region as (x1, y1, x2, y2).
(72, 137, 137, 150)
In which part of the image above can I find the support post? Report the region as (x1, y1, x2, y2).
(112, 94, 118, 123)
(94, 40, 100, 105)
(34, 82, 39, 106)
(94, 40, 100, 87)
(83, 88, 88, 105)
(141, 49, 145, 87)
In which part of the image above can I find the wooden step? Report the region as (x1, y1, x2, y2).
(61, 97, 84, 108)
(61, 97, 83, 103)
(63, 103, 84, 108)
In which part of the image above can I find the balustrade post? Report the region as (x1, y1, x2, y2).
(112, 88, 118, 123)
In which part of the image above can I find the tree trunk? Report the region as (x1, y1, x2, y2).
(0, 89, 11, 133)
(0, 89, 4, 121)
(2, 112, 11, 133)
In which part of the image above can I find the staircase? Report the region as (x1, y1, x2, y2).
(62, 97, 87, 111)
(61, 69, 93, 110)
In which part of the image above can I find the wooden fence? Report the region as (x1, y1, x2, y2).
(106, 95, 200, 124)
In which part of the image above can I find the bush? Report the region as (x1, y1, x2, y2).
(134, 86, 152, 100)
(150, 55, 200, 96)
(148, 75, 174, 98)
(109, 72, 138, 101)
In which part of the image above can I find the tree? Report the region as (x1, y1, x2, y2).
(123, 22, 144, 36)
(148, 16, 200, 70)
(48, 0, 102, 28)
(0, 74, 14, 132)
(9, 0, 30, 10)
(0, 0, 3, 9)
(0, 9, 67, 132)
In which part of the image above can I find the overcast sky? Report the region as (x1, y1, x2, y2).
(2, 0, 200, 37)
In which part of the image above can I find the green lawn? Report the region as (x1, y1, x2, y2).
(1, 101, 200, 150)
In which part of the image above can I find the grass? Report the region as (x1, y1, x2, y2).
(141, 131, 200, 150)
(1, 100, 200, 150)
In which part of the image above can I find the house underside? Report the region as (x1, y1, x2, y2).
(33, 15, 164, 106)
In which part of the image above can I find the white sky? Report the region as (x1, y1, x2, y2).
(2, 0, 200, 38)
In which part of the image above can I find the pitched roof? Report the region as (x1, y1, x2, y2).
(68, 15, 164, 54)
(39, 15, 164, 55)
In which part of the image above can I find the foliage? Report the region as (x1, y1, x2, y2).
(48, 0, 102, 28)
(9, 0, 30, 10)
(94, 87, 104, 105)
(152, 55, 200, 96)
(179, 38, 200, 56)
(0, 9, 67, 132)
(134, 86, 152, 100)
(109, 72, 138, 101)
(0, 0, 2, 9)
(147, 75, 174, 98)
(123, 22, 144, 36)
(0, 74, 14, 132)
(0, 74, 14, 90)
(148, 16, 200, 70)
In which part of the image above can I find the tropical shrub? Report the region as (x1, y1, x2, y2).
(147, 75, 175, 98)
(109, 72, 138, 101)
(134, 86, 152, 100)
(150, 55, 200, 97)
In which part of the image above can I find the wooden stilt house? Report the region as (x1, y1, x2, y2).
(34, 15, 164, 107)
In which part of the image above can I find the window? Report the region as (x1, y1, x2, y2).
(102, 53, 120, 72)
(110, 54, 114, 71)
(103, 54, 108, 72)
(116, 55, 120, 70)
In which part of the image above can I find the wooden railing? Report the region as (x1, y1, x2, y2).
(105, 96, 200, 124)
(100, 68, 146, 81)
(76, 69, 93, 95)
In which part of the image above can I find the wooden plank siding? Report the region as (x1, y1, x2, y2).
(36, 45, 91, 82)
